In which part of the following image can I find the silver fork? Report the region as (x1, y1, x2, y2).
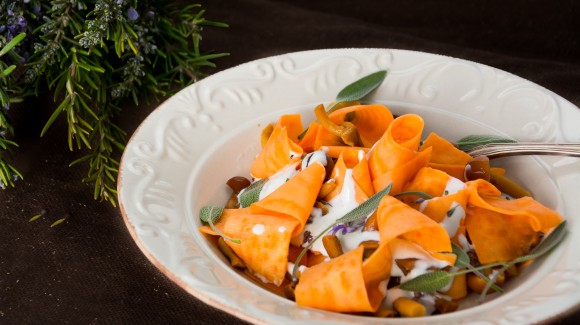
(466, 142, 580, 159)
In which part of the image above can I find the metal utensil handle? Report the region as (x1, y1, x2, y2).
(467, 143, 580, 159)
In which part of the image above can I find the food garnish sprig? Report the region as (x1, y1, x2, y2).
(291, 183, 393, 283)
(199, 206, 240, 244)
(399, 221, 567, 302)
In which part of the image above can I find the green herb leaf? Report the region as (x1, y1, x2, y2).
(0, 33, 26, 57)
(291, 183, 392, 282)
(29, 214, 43, 222)
(199, 206, 240, 244)
(512, 220, 567, 264)
(238, 179, 267, 208)
(335, 183, 392, 224)
(398, 270, 452, 292)
(478, 221, 566, 302)
(199, 206, 224, 224)
(327, 70, 387, 113)
(456, 135, 516, 152)
(393, 191, 432, 200)
(451, 243, 470, 268)
(50, 218, 66, 227)
(0, 65, 17, 78)
(399, 223, 567, 297)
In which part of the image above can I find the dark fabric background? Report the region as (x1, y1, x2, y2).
(1, 1, 579, 324)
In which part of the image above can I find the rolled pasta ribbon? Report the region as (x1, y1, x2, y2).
(322, 148, 374, 203)
(368, 114, 432, 194)
(321, 145, 369, 159)
(402, 167, 470, 240)
(277, 114, 304, 144)
(251, 163, 326, 237)
(199, 163, 325, 285)
(420, 132, 473, 180)
(200, 208, 299, 285)
(295, 243, 392, 313)
(464, 179, 564, 264)
(376, 195, 456, 265)
(298, 120, 320, 153)
(313, 104, 394, 150)
(251, 120, 304, 179)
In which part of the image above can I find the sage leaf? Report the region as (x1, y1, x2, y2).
(292, 183, 393, 282)
(393, 191, 432, 200)
(199, 206, 224, 224)
(238, 178, 267, 208)
(328, 70, 387, 113)
(451, 243, 504, 293)
(512, 220, 567, 264)
(398, 270, 452, 292)
(200, 206, 240, 244)
(452, 243, 470, 268)
(456, 134, 516, 152)
(335, 182, 392, 224)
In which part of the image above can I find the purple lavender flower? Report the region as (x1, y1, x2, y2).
(330, 219, 366, 235)
(302, 231, 313, 245)
(127, 7, 139, 21)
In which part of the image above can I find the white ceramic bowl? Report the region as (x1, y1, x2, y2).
(118, 49, 580, 324)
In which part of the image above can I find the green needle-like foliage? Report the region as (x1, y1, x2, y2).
(0, 1, 228, 205)
(0, 32, 26, 189)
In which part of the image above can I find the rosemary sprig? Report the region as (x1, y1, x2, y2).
(0, 1, 228, 205)
(0, 32, 26, 189)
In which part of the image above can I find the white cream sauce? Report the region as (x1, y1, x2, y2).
(385, 240, 453, 314)
(252, 224, 265, 235)
(440, 202, 465, 238)
(417, 176, 466, 238)
(303, 168, 360, 255)
(443, 176, 466, 195)
(339, 230, 380, 253)
(287, 261, 308, 277)
(256, 150, 329, 201)
(384, 287, 415, 309)
(302, 150, 374, 256)
(390, 240, 451, 282)
(257, 162, 300, 200)
(457, 233, 474, 251)
(302, 151, 327, 170)
(250, 267, 283, 286)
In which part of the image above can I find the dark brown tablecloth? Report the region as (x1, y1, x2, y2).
(2, 1, 579, 324)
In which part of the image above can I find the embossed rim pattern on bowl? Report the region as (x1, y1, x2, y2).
(118, 49, 580, 324)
